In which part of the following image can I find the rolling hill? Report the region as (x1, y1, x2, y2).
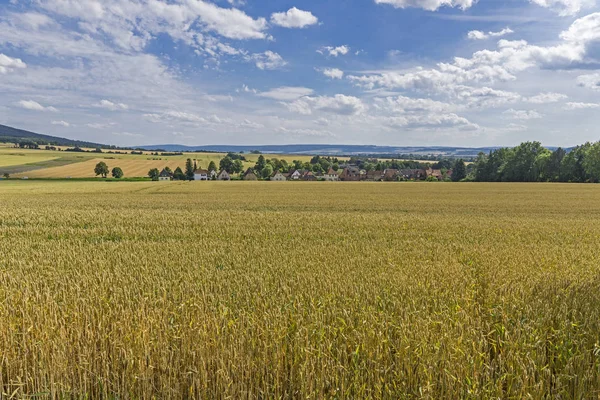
(0, 124, 106, 148)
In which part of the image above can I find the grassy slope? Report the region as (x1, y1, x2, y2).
(1, 182, 600, 397)
(0, 145, 319, 177)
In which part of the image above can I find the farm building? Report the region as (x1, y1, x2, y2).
(243, 168, 258, 181)
(323, 168, 339, 181)
(399, 169, 427, 180)
(289, 170, 302, 180)
(271, 171, 287, 181)
(217, 170, 231, 181)
(194, 169, 210, 181)
(158, 169, 172, 181)
(339, 166, 361, 181)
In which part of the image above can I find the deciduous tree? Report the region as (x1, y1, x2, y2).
(111, 167, 124, 179)
(94, 161, 109, 178)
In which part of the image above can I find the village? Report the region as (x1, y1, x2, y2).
(158, 164, 453, 182)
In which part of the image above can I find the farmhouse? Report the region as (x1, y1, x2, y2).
(158, 168, 172, 181)
(243, 168, 258, 181)
(271, 171, 287, 181)
(323, 168, 339, 181)
(365, 170, 383, 181)
(339, 166, 361, 181)
(217, 170, 231, 181)
(302, 171, 317, 181)
(289, 170, 302, 180)
(194, 169, 210, 181)
(426, 168, 444, 181)
(383, 169, 399, 182)
(399, 169, 426, 180)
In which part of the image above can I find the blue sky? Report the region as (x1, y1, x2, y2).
(0, 0, 599, 147)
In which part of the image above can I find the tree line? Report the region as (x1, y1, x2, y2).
(472, 141, 600, 183)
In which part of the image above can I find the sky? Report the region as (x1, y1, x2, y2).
(0, 0, 599, 147)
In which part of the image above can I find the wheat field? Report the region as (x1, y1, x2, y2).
(1, 181, 600, 398)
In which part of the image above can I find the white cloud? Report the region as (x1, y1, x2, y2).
(560, 12, 600, 42)
(529, 0, 595, 16)
(317, 45, 350, 57)
(277, 127, 336, 137)
(374, 95, 455, 113)
(86, 123, 116, 129)
(11, 12, 55, 30)
(38, 0, 270, 46)
(384, 114, 479, 131)
(51, 120, 70, 127)
(113, 131, 144, 138)
(577, 73, 600, 90)
(95, 99, 128, 111)
(258, 86, 314, 101)
(526, 92, 568, 103)
(270, 7, 318, 28)
(348, 14, 600, 98)
(287, 94, 366, 115)
(0, 53, 26, 74)
(246, 51, 287, 70)
(503, 109, 544, 120)
(374, 0, 476, 11)
(564, 102, 600, 109)
(17, 100, 58, 112)
(319, 67, 344, 79)
(467, 28, 513, 40)
(506, 123, 527, 131)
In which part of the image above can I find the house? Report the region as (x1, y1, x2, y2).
(194, 169, 209, 181)
(365, 170, 383, 181)
(398, 169, 427, 181)
(323, 168, 339, 181)
(339, 166, 361, 181)
(383, 169, 399, 182)
(302, 171, 317, 181)
(217, 170, 231, 181)
(289, 170, 302, 180)
(426, 168, 444, 180)
(243, 168, 258, 181)
(271, 171, 287, 181)
(209, 170, 218, 180)
(158, 168, 172, 181)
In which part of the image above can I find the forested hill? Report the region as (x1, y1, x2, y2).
(0, 124, 106, 148)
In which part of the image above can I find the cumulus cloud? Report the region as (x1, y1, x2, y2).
(258, 86, 315, 101)
(374, 0, 476, 11)
(51, 120, 70, 126)
(317, 45, 350, 57)
(529, 0, 595, 16)
(270, 7, 318, 28)
(246, 51, 287, 70)
(348, 14, 600, 97)
(0, 53, 26, 74)
(577, 73, 600, 90)
(467, 28, 513, 40)
(38, 0, 270, 47)
(95, 99, 128, 111)
(526, 92, 568, 103)
(17, 100, 58, 112)
(503, 109, 544, 120)
(319, 67, 344, 79)
(384, 114, 479, 131)
(564, 102, 600, 109)
(287, 94, 366, 115)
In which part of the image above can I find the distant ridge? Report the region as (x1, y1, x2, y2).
(0, 124, 106, 148)
(139, 143, 505, 157)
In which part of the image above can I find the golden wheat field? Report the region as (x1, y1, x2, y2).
(1, 181, 600, 398)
